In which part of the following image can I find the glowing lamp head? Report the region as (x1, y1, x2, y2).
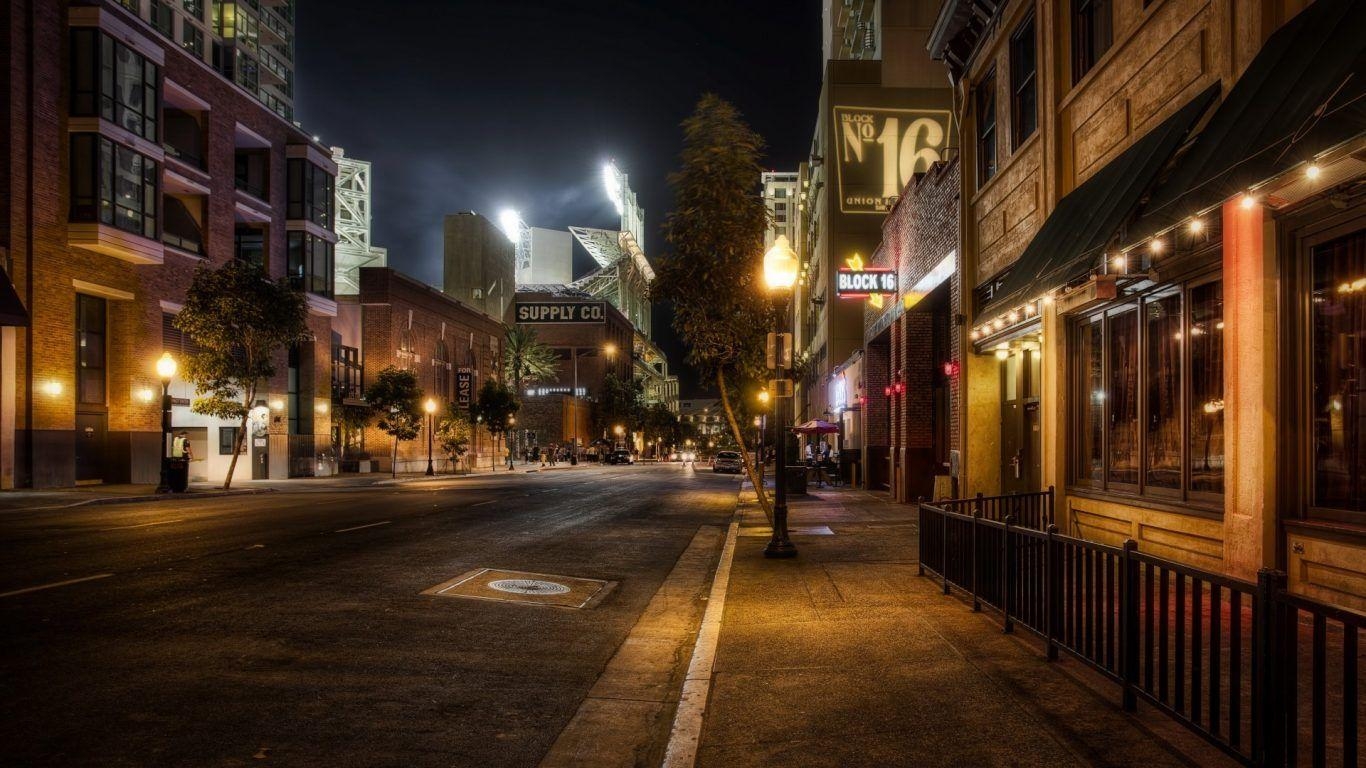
(156, 352, 177, 381)
(496, 209, 522, 243)
(757, 389, 770, 405)
(603, 342, 617, 357)
(424, 398, 438, 415)
(508, 416, 516, 426)
(1149, 239, 1164, 254)
(1305, 164, 1321, 181)
(763, 235, 799, 291)
(1240, 194, 1258, 210)
(1111, 254, 1127, 272)
(995, 347, 1010, 361)
(1189, 219, 1204, 235)
(614, 424, 624, 436)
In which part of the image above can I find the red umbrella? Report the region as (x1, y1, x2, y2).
(791, 419, 840, 435)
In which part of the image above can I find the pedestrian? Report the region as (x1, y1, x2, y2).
(173, 431, 192, 461)
(549, 443, 557, 467)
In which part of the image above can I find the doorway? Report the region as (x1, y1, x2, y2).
(74, 412, 107, 484)
(1000, 346, 1041, 494)
(251, 428, 270, 480)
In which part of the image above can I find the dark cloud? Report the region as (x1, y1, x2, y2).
(295, 0, 822, 393)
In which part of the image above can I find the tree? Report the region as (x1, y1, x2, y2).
(435, 405, 473, 472)
(503, 327, 558, 461)
(174, 259, 310, 489)
(335, 403, 371, 462)
(654, 94, 775, 514)
(642, 403, 681, 457)
(471, 378, 519, 469)
(366, 366, 423, 477)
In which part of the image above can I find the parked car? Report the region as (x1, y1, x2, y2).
(605, 449, 634, 465)
(712, 450, 743, 474)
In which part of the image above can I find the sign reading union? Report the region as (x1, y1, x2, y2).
(833, 106, 950, 214)
(515, 301, 607, 324)
(836, 268, 897, 297)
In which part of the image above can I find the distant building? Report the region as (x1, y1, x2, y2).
(678, 399, 726, 442)
(762, 171, 799, 251)
(331, 148, 387, 296)
(443, 213, 515, 323)
(519, 227, 573, 286)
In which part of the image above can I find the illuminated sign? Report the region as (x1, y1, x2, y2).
(514, 301, 607, 324)
(833, 106, 950, 214)
(836, 268, 897, 297)
(456, 367, 473, 408)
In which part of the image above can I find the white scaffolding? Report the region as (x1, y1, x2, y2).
(332, 147, 387, 295)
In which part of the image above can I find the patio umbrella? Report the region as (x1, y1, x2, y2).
(791, 419, 840, 435)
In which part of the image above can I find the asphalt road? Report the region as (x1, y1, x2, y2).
(0, 463, 741, 767)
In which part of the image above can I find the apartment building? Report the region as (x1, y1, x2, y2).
(3, 0, 337, 486)
(932, 0, 1365, 607)
(762, 170, 799, 251)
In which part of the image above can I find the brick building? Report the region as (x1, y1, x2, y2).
(3, 0, 338, 487)
(859, 158, 961, 498)
(354, 267, 504, 473)
(933, 0, 1366, 608)
(511, 288, 634, 457)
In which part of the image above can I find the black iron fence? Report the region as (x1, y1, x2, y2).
(917, 501, 1363, 767)
(934, 488, 1055, 530)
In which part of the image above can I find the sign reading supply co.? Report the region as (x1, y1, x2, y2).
(833, 106, 950, 214)
(836, 268, 897, 297)
(514, 301, 608, 324)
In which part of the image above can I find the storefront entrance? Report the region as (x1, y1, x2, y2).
(1000, 346, 1041, 494)
(74, 412, 106, 484)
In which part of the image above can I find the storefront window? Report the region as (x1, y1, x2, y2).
(1075, 317, 1104, 484)
(1189, 282, 1224, 494)
(1108, 309, 1139, 486)
(1312, 230, 1365, 512)
(1145, 293, 1182, 489)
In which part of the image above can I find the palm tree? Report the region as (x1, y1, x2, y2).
(503, 326, 560, 394)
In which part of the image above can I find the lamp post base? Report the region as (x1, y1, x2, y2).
(763, 538, 798, 558)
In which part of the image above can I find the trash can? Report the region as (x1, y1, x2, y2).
(168, 458, 189, 493)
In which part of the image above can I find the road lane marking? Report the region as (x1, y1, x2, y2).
(662, 518, 740, 768)
(470, 500, 496, 507)
(334, 521, 391, 533)
(101, 518, 184, 531)
(0, 573, 114, 598)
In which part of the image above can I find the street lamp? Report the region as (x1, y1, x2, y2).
(424, 398, 437, 476)
(506, 415, 516, 470)
(614, 424, 625, 450)
(763, 235, 799, 559)
(154, 352, 177, 493)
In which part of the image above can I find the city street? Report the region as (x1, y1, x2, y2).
(0, 464, 739, 767)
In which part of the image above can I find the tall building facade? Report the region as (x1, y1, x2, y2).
(932, 0, 1365, 608)
(443, 212, 515, 323)
(3, 0, 337, 487)
(761, 170, 799, 251)
(111, 0, 295, 121)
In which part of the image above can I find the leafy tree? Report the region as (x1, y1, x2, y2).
(174, 259, 309, 489)
(472, 378, 519, 469)
(655, 94, 774, 513)
(595, 373, 645, 446)
(366, 366, 423, 477)
(335, 403, 371, 461)
(436, 405, 473, 472)
(503, 326, 558, 461)
(642, 403, 681, 456)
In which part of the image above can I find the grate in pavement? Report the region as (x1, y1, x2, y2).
(422, 568, 614, 609)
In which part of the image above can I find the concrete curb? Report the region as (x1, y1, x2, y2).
(44, 487, 276, 510)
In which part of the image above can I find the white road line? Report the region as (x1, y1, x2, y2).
(0, 573, 114, 599)
(334, 521, 391, 533)
(470, 500, 496, 507)
(662, 517, 740, 768)
(101, 518, 184, 531)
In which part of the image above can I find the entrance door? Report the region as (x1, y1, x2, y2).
(251, 431, 269, 480)
(74, 412, 107, 484)
(1000, 348, 1042, 494)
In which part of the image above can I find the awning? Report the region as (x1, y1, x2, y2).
(0, 271, 27, 327)
(979, 85, 1218, 317)
(1133, 0, 1366, 237)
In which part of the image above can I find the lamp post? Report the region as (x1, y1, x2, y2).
(763, 235, 799, 559)
(424, 398, 437, 476)
(506, 415, 516, 470)
(757, 388, 770, 470)
(154, 352, 177, 493)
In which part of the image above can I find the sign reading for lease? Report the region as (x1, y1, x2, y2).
(836, 268, 897, 297)
(514, 301, 607, 324)
(456, 367, 473, 407)
(834, 106, 950, 214)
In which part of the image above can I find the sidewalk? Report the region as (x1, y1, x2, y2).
(693, 485, 1235, 768)
(0, 461, 596, 512)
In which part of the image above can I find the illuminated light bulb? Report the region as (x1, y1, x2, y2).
(42, 381, 63, 397)
(994, 347, 1009, 360)
(137, 388, 155, 403)
(1024, 303, 1036, 317)
(1008, 310, 1020, 323)
(1215, 321, 1225, 330)
(1042, 294, 1054, 306)
(1343, 283, 1355, 294)
(970, 329, 980, 340)
(1305, 164, 1321, 181)
(1240, 194, 1257, 210)
(1355, 277, 1366, 291)
(992, 318, 1005, 331)
(1150, 239, 1163, 254)
(1111, 254, 1127, 272)
(1189, 219, 1204, 234)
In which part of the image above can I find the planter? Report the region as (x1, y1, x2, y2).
(784, 466, 808, 495)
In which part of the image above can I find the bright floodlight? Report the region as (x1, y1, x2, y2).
(497, 209, 522, 243)
(602, 162, 624, 215)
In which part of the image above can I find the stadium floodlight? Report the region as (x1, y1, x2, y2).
(602, 162, 624, 215)
(497, 208, 522, 243)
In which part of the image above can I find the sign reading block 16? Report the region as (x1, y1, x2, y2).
(836, 268, 897, 297)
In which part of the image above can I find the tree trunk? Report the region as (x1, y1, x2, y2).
(716, 369, 773, 521)
(391, 435, 398, 478)
(222, 383, 253, 490)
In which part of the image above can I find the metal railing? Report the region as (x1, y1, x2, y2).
(917, 501, 1362, 767)
(933, 487, 1054, 530)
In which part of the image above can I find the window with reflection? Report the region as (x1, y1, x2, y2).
(1069, 276, 1223, 503)
(1311, 230, 1365, 512)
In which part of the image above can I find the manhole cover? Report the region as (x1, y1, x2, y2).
(488, 578, 570, 595)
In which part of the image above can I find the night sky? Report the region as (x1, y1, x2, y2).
(294, 1, 823, 396)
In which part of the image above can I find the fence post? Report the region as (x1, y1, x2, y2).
(942, 506, 951, 596)
(1002, 515, 1015, 634)
(971, 511, 981, 611)
(1120, 539, 1139, 712)
(1044, 523, 1059, 661)
(1253, 568, 1288, 768)
(917, 504, 925, 576)
(1047, 485, 1055, 528)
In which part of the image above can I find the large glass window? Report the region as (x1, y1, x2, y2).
(287, 159, 334, 227)
(976, 70, 997, 187)
(70, 133, 159, 239)
(234, 150, 268, 199)
(1070, 278, 1223, 502)
(1072, 0, 1112, 85)
(1010, 14, 1037, 148)
(235, 224, 266, 269)
(1311, 230, 1365, 512)
(76, 294, 106, 406)
(286, 231, 334, 299)
(332, 343, 362, 402)
(69, 29, 159, 142)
